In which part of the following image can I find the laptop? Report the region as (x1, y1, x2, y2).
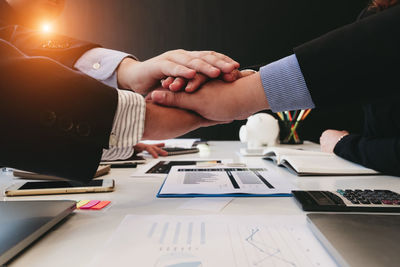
(307, 213, 400, 267)
(0, 200, 76, 265)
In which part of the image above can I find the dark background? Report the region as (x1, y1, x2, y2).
(59, 0, 369, 142)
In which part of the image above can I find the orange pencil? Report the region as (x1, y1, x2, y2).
(302, 109, 312, 120)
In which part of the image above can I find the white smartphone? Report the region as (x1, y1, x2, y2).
(5, 179, 115, 196)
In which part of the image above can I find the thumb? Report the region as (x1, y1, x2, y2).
(151, 90, 189, 109)
(239, 69, 257, 78)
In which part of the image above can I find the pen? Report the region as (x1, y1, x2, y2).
(110, 162, 138, 168)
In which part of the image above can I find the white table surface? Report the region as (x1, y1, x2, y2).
(1, 141, 399, 267)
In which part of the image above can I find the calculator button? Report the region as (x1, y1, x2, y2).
(360, 199, 371, 204)
(371, 199, 382, 204)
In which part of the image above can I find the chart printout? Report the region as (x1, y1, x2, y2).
(90, 215, 336, 267)
(158, 166, 293, 196)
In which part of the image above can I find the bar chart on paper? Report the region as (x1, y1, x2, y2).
(90, 215, 336, 267)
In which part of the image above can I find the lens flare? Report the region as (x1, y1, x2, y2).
(41, 23, 53, 33)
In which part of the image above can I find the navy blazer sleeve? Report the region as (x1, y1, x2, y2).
(293, 5, 400, 176)
(0, 39, 118, 183)
(334, 135, 400, 176)
(333, 102, 400, 176)
(294, 5, 400, 108)
(0, 22, 100, 68)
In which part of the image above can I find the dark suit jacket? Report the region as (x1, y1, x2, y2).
(0, 3, 118, 182)
(334, 101, 400, 176)
(294, 5, 400, 176)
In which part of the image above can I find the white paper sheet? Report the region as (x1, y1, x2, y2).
(178, 197, 233, 212)
(90, 215, 337, 267)
(142, 138, 200, 149)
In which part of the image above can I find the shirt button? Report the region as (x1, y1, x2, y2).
(76, 123, 91, 137)
(58, 116, 74, 132)
(40, 111, 57, 127)
(92, 62, 101, 70)
(109, 133, 117, 146)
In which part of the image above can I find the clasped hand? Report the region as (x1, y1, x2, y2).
(116, 49, 268, 140)
(117, 49, 240, 95)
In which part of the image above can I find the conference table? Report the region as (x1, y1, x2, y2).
(1, 141, 399, 267)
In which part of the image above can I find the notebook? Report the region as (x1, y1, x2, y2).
(262, 147, 379, 176)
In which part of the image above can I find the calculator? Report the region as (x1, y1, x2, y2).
(292, 189, 400, 212)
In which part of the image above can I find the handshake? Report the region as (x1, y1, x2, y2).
(116, 49, 269, 140)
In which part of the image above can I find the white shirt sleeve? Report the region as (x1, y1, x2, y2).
(74, 48, 145, 160)
(74, 47, 137, 88)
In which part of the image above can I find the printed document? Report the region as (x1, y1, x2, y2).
(157, 166, 294, 197)
(90, 215, 337, 267)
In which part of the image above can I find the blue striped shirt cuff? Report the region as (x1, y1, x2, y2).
(259, 54, 315, 112)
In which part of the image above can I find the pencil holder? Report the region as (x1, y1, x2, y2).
(278, 120, 303, 144)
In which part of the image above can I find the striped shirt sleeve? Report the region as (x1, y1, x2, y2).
(101, 90, 146, 161)
(259, 54, 315, 112)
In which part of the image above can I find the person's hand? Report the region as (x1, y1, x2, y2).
(320, 129, 349, 153)
(133, 143, 167, 158)
(150, 71, 269, 121)
(161, 69, 256, 93)
(117, 49, 240, 95)
(142, 102, 228, 140)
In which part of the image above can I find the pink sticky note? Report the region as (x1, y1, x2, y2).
(91, 201, 111, 210)
(79, 200, 100, 209)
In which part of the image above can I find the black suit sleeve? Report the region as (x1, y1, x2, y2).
(0, 39, 118, 183)
(334, 135, 400, 176)
(333, 101, 400, 176)
(0, 23, 100, 68)
(294, 5, 400, 107)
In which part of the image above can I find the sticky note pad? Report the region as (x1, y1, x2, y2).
(91, 200, 111, 210)
(79, 200, 100, 210)
(76, 200, 90, 209)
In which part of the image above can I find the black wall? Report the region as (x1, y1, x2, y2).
(59, 0, 369, 141)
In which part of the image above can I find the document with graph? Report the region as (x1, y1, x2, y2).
(157, 166, 293, 197)
(90, 215, 337, 267)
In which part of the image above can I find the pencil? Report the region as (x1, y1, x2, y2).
(276, 112, 284, 121)
(287, 111, 293, 121)
(287, 109, 305, 142)
(302, 109, 312, 120)
(292, 110, 299, 121)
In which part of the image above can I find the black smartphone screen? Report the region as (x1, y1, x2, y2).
(20, 180, 103, 190)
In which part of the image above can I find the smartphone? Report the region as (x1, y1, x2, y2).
(5, 179, 115, 196)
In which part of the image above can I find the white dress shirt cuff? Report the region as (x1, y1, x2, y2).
(101, 90, 146, 161)
(74, 47, 137, 88)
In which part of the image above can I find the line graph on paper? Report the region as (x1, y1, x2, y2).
(244, 227, 296, 266)
(230, 224, 331, 267)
